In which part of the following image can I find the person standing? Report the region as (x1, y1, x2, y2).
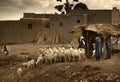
(78, 36, 85, 49)
(95, 35, 102, 61)
(105, 35, 112, 59)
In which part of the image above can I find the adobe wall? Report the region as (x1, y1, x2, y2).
(23, 14, 86, 44)
(48, 14, 85, 44)
(69, 10, 112, 24)
(0, 19, 45, 45)
(0, 17, 78, 45)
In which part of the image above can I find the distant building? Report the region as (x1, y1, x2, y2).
(0, 7, 120, 45)
(112, 7, 120, 26)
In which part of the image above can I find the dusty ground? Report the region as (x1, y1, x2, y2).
(0, 44, 120, 82)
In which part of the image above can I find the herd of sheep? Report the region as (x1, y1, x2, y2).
(17, 47, 86, 76)
(21, 47, 86, 68)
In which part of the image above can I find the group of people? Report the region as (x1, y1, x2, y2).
(95, 34, 113, 61)
(78, 34, 113, 61)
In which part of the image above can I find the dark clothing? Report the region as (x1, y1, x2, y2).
(95, 36, 102, 61)
(3, 46, 8, 56)
(105, 39, 112, 59)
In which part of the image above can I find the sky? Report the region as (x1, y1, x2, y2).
(0, 0, 120, 20)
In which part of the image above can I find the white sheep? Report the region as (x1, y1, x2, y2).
(52, 47, 59, 53)
(43, 48, 54, 64)
(77, 49, 84, 61)
(52, 52, 58, 63)
(45, 47, 61, 63)
(71, 49, 79, 62)
(57, 47, 64, 62)
(80, 49, 86, 61)
(64, 49, 71, 62)
(22, 59, 35, 68)
(34, 47, 86, 64)
(36, 55, 43, 65)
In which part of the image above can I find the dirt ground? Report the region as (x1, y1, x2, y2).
(0, 44, 120, 82)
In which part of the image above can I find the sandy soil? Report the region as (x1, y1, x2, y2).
(0, 44, 120, 82)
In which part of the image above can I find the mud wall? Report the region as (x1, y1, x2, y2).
(0, 19, 44, 45)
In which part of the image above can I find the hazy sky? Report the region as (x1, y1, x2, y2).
(0, 0, 120, 20)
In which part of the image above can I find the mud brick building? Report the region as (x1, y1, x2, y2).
(0, 7, 120, 45)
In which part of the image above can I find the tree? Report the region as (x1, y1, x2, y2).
(64, 3, 74, 14)
(73, 2, 88, 10)
(54, 2, 89, 14)
(54, 3, 73, 14)
(54, 5, 64, 12)
(57, 0, 62, 2)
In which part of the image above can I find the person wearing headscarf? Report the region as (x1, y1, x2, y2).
(95, 35, 102, 61)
